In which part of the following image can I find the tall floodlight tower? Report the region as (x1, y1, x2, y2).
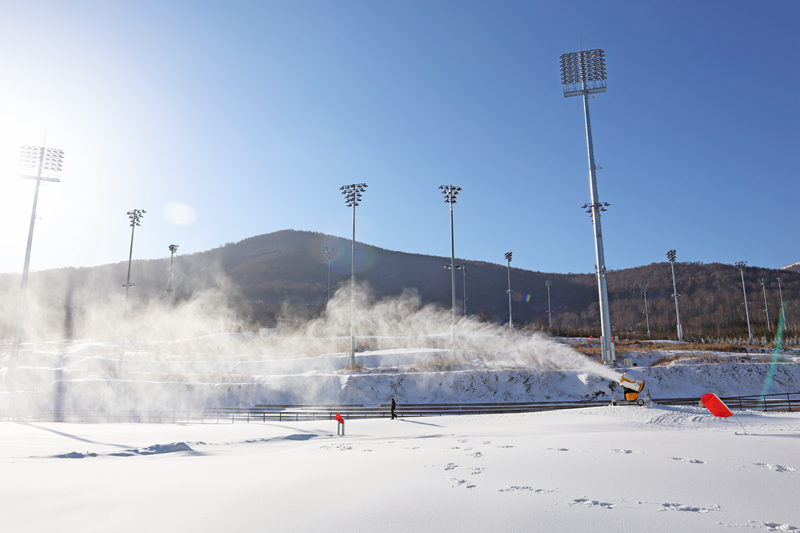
(340, 184, 367, 366)
(640, 282, 651, 338)
(440, 185, 462, 358)
(735, 261, 753, 340)
(9, 144, 64, 386)
(322, 246, 339, 306)
(545, 280, 553, 328)
(776, 277, 787, 328)
(166, 244, 179, 299)
(123, 210, 146, 301)
(120, 209, 145, 371)
(667, 250, 683, 341)
(560, 48, 614, 364)
(758, 278, 772, 333)
(505, 252, 513, 329)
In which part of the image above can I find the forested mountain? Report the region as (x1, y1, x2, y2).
(1, 229, 798, 339)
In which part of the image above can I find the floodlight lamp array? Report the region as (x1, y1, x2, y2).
(758, 278, 769, 287)
(340, 183, 367, 207)
(735, 261, 747, 271)
(128, 209, 146, 227)
(581, 202, 610, 218)
(439, 185, 462, 204)
(640, 282, 648, 294)
(19, 145, 65, 173)
(667, 249, 677, 263)
(169, 244, 179, 254)
(560, 49, 607, 97)
(323, 246, 339, 260)
(546, 280, 552, 288)
(505, 251, 513, 263)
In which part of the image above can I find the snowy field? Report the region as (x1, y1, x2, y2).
(2, 404, 799, 532)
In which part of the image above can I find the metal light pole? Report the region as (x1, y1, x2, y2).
(443, 264, 467, 316)
(340, 184, 367, 366)
(505, 252, 513, 329)
(776, 277, 787, 329)
(735, 261, 753, 340)
(667, 250, 683, 341)
(640, 282, 651, 338)
(9, 144, 64, 386)
(546, 280, 553, 328)
(460, 264, 467, 316)
(166, 244, 178, 299)
(322, 246, 338, 306)
(120, 209, 145, 371)
(758, 278, 771, 333)
(440, 185, 462, 358)
(560, 48, 614, 364)
(123, 209, 146, 301)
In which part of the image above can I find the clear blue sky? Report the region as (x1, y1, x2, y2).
(0, 1, 798, 276)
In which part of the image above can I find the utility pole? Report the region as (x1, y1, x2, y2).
(545, 280, 553, 329)
(640, 282, 650, 338)
(776, 277, 787, 330)
(758, 278, 772, 333)
(735, 261, 753, 341)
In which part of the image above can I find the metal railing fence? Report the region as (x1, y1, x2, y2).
(1, 391, 797, 424)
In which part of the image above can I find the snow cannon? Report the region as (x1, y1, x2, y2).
(619, 371, 646, 405)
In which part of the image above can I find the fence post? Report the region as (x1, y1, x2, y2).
(788, 393, 793, 412)
(763, 396, 767, 412)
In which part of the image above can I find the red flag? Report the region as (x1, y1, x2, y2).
(701, 393, 734, 418)
(335, 412, 344, 424)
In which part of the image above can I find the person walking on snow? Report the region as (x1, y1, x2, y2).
(391, 398, 397, 419)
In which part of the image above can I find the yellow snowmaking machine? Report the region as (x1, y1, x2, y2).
(615, 371, 649, 406)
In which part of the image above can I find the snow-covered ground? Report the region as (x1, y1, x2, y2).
(2, 405, 799, 532)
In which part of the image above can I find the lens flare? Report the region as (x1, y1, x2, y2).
(164, 202, 196, 225)
(760, 305, 785, 401)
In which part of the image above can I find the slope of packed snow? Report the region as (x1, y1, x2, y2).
(1, 405, 798, 533)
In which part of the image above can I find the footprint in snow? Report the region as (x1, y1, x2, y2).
(469, 467, 484, 475)
(757, 521, 799, 531)
(548, 448, 569, 452)
(671, 457, 706, 464)
(467, 451, 483, 458)
(659, 502, 720, 513)
(754, 463, 797, 473)
(482, 441, 492, 445)
(498, 486, 558, 494)
(610, 449, 636, 454)
(450, 478, 477, 489)
(444, 463, 458, 471)
(570, 498, 615, 509)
